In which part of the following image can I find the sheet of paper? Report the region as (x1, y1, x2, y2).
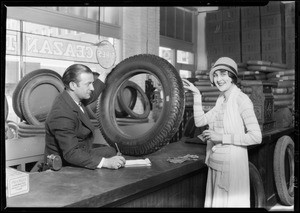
(125, 158, 151, 167)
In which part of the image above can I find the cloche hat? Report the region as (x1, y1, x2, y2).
(209, 57, 238, 84)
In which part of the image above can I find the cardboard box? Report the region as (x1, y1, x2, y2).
(285, 27, 295, 41)
(242, 30, 261, 43)
(285, 15, 295, 27)
(241, 6, 260, 19)
(261, 27, 283, 41)
(260, 1, 282, 16)
(286, 41, 295, 53)
(242, 52, 262, 62)
(262, 51, 283, 63)
(241, 17, 260, 30)
(222, 42, 241, 56)
(242, 42, 261, 53)
(6, 167, 29, 197)
(284, 2, 295, 15)
(261, 14, 282, 28)
(206, 21, 222, 33)
(222, 20, 240, 32)
(207, 44, 223, 56)
(206, 10, 223, 22)
(222, 31, 240, 43)
(286, 52, 295, 69)
(206, 32, 222, 44)
(261, 39, 283, 52)
(222, 7, 240, 21)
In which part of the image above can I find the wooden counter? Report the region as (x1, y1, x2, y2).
(6, 140, 208, 207)
(6, 127, 294, 208)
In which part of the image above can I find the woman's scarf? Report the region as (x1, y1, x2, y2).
(207, 84, 250, 207)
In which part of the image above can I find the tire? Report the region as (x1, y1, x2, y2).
(6, 120, 19, 139)
(97, 54, 185, 156)
(273, 136, 294, 206)
(118, 80, 150, 119)
(86, 87, 137, 119)
(249, 162, 266, 208)
(12, 69, 62, 120)
(20, 75, 64, 126)
(18, 121, 45, 129)
(115, 81, 138, 118)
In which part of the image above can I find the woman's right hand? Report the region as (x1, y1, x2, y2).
(182, 79, 200, 95)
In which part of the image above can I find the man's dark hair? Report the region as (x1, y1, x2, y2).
(62, 64, 93, 90)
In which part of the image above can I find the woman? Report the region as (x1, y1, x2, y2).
(183, 57, 262, 207)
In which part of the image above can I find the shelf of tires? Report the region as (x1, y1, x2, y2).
(239, 60, 294, 131)
(10, 69, 64, 138)
(185, 70, 220, 112)
(185, 59, 294, 132)
(10, 69, 155, 139)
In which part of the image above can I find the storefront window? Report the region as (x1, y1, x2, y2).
(5, 18, 120, 123)
(159, 46, 175, 65)
(177, 50, 194, 65)
(179, 70, 192, 78)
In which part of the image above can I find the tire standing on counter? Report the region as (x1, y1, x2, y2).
(97, 54, 185, 156)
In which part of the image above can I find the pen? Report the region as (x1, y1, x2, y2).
(115, 143, 122, 156)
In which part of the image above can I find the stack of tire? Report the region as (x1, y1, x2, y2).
(12, 69, 64, 138)
(184, 78, 198, 107)
(87, 80, 150, 126)
(245, 60, 294, 129)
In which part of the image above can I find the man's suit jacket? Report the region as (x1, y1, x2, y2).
(44, 79, 106, 169)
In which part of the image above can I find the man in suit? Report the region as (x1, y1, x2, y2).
(44, 64, 125, 170)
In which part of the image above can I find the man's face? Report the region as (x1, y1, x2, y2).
(73, 72, 94, 100)
(213, 70, 233, 92)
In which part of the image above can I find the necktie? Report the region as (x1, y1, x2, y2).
(78, 102, 84, 113)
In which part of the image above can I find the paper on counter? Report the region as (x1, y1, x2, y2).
(125, 158, 151, 167)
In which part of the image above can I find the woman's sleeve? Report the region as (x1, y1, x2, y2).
(193, 93, 217, 127)
(223, 96, 262, 146)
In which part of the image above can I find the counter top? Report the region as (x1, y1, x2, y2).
(6, 140, 207, 207)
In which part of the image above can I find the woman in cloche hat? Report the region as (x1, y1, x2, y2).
(183, 57, 262, 207)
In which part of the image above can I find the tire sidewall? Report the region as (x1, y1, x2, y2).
(97, 54, 184, 155)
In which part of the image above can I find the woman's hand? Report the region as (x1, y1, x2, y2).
(182, 79, 200, 95)
(202, 130, 222, 144)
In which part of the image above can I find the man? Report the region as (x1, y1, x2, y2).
(44, 64, 125, 170)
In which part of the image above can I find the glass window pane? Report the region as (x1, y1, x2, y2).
(103, 7, 120, 25)
(179, 70, 192, 78)
(176, 8, 184, 40)
(6, 30, 20, 55)
(177, 50, 194, 65)
(160, 7, 166, 36)
(6, 19, 20, 31)
(166, 7, 175, 38)
(159, 47, 175, 65)
(87, 7, 99, 20)
(184, 11, 193, 42)
(68, 7, 88, 18)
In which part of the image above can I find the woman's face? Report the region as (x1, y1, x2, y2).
(213, 70, 233, 92)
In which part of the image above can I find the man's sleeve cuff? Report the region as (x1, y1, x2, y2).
(97, 157, 105, 168)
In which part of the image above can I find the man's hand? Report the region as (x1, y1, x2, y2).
(102, 155, 126, 170)
(182, 79, 201, 95)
